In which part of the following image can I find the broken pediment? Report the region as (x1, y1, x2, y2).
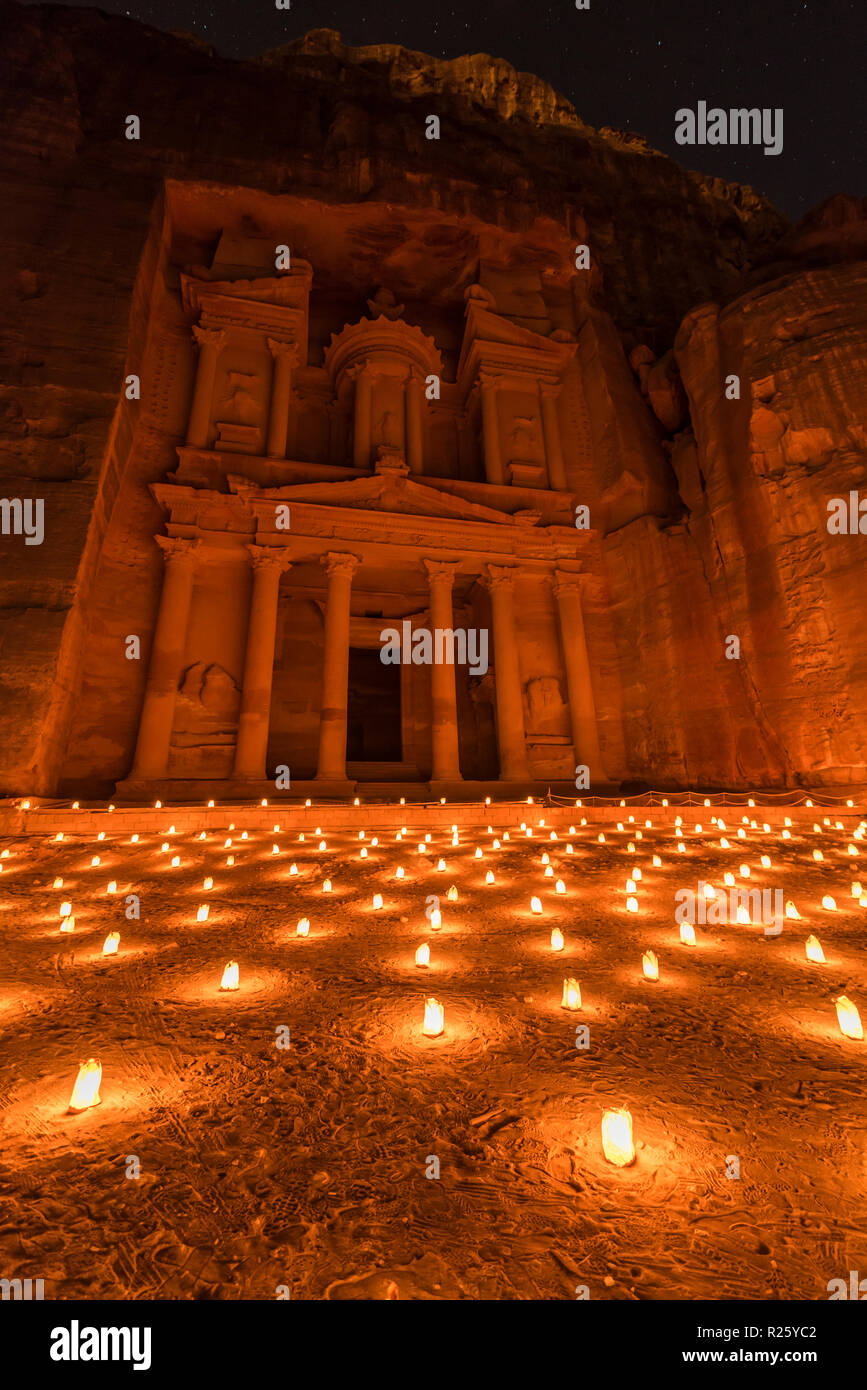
(228, 471, 513, 526)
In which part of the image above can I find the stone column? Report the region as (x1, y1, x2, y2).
(316, 552, 360, 781)
(479, 372, 506, 486)
(422, 559, 462, 782)
(186, 326, 226, 449)
(552, 570, 603, 777)
(539, 381, 568, 491)
(405, 371, 425, 474)
(484, 564, 530, 780)
(352, 366, 374, 470)
(131, 537, 200, 781)
(232, 547, 292, 781)
(266, 338, 295, 459)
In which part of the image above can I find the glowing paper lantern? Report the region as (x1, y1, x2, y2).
(626, 878, 637, 894)
(171, 855, 180, 867)
(220, 961, 240, 991)
(724, 872, 735, 887)
(430, 908, 442, 930)
(272, 844, 280, 856)
(59, 901, 72, 918)
(703, 883, 716, 900)
(626, 896, 638, 914)
(447, 884, 458, 901)
(485, 870, 495, 885)
(805, 935, 825, 964)
(680, 922, 696, 946)
(551, 928, 565, 952)
(851, 881, 863, 898)
(736, 905, 751, 925)
(372, 893, 383, 910)
(835, 996, 863, 1040)
(296, 918, 310, 937)
(555, 879, 566, 894)
(541, 852, 550, 865)
(415, 943, 430, 968)
(360, 847, 368, 859)
(106, 881, 117, 895)
(642, 950, 659, 981)
(601, 1108, 635, 1167)
(813, 849, 824, 862)
(102, 932, 120, 956)
(561, 978, 581, 1011)
(531, 896, 543, 915)
(761, 855, 772, 868)
(322, 879, 332, 893)
(423, 997, 444, 1037)
(474, 848, 483, 859)
(289, 864, 298, 877)
(318, 840, 327, 852)
(822, 895, 837, 911)
(53, 877, 63, 889)
(652, 855, 662, 867)
(785, 900, 801, 919)
(395, 866, 405, 880)
(739, 864, 750, 878)
(90, 856, 100, 867)
(60, 916, 75, 934)
(566, 844, 574, 855)
(437, 858, 446, 872)
(544, 865, 554, 878)
(196, 904, 209, 922)
(68, 1059, 102, 1113)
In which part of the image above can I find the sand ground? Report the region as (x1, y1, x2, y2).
(1, 809, 865, 1300)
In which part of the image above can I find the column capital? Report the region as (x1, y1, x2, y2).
(155, 535, 200, 567)
(322, 551, 360, 580)
(538, 379, 562, 400)
(247, 544, 292, 575)
(483, 563, 518, 593)
(192, 325, 227, 353)
(422, 558, 460, 587)
(347, 361, 376, 383)
(478, 369, 503, 392)
(267, 336, 298, 362)
(552, 568, 585, 599)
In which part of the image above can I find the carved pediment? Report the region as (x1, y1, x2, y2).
(228, 472, 513, 526)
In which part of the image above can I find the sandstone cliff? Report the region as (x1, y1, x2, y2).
(0, 2, 863, 795)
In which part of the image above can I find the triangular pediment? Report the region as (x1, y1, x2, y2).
(228, 472, 514, 526)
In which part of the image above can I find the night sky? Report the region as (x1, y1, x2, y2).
(21, 0, 864, 218)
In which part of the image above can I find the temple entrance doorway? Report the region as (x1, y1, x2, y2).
(347, 647, 402, 762)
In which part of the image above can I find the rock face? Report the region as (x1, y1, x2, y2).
(0, 1, 864, 795)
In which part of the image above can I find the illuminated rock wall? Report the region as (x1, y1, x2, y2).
(0, 2, 863, 795)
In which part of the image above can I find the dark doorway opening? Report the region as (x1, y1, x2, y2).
(347, 647, 402, 761)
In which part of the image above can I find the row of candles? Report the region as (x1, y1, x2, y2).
(29, 806, 865, 1170)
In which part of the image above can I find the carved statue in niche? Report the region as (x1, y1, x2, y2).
(220, 371, 259, 425)
(376, 405, 402, 448)
(510, 415, 539, 456)
(367, 287, 405, 320)
(524, 675, 568, 735)
(173, 661, 240, 742)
